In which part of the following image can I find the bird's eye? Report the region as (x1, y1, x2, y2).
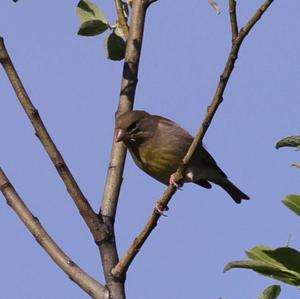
(128, 121, 138, 133)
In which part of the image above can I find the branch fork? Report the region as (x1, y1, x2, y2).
(0, 0, 274, 298)
(111, 0, 274, 281)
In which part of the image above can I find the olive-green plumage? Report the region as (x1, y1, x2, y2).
(115, 110, 249, 203)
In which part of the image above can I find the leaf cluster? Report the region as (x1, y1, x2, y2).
(225, 134, 300, 298)
(77, 0, 126, 60)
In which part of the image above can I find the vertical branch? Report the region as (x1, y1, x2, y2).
(99, 0, 155, 297)
(100, 0, 149, 219)
(229, 0, 238, 41)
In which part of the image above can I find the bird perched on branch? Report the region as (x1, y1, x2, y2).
(115, 110, 249, 204)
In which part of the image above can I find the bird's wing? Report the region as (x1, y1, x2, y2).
(194, 179, 212, 189)
(153, 115, 194, 146)
(193, 142, 227, 176)
(153, 115, 228, 179)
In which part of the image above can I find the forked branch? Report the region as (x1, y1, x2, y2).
(112, 0, 274, 280)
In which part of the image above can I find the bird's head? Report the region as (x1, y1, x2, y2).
(115, 110, 155, 144)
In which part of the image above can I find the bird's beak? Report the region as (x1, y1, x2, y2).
(115, 128, 126, 142)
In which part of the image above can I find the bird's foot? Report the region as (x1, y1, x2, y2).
(155, 201, 169, 217)
(169, 173, 183, 190)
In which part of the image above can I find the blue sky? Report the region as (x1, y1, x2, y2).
(1, 1, 300, 298)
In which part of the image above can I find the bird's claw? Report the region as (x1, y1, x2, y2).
(169, 173, 183, 190)
(155, 201, 169, 217)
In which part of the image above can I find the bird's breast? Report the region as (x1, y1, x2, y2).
(130, 143, 182, 185)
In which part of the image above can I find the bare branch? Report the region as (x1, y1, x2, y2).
(0, 168, 108, 299)
(241, 0, 274, 38)
(100, 0, 151, 219)
(112, 0, 274, 280)
(99, 0, 154, 295)
(112, 186, 177, 278)
(229, 0, 238, 41)
(0, 35, 117, 296)
(0, 37, 106, 245)
(175, 0, 274, 187)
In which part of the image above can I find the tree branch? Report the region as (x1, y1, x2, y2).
(0, 35, 116, 297)
(0, 168, 108, 299)
(0, 37, 106, 246)
(241, 0, 274, 36)
(112, 0, 274, 280)
(99, 0, 156, 296)
(229, 0, 238, 41)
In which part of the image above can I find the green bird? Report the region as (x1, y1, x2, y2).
(115, 110, 249, 204)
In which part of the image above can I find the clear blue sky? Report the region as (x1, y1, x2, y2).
(1, 1, 300, 298)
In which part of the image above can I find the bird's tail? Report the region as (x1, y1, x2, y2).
(218, 179, 250, 204)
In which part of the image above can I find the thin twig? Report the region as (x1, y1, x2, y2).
(112, 0, 274, 280)
(0, 168, 108, 299)
(241, 0, 273, 36)
(114, 0, 129, 39)
(0, 37, 106, 245)
(111, 186, 177, 278)
(229, 0, 238, 41)
(99, 0, 154, 294)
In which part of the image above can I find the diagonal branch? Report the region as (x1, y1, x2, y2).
(180, 0, 274, 168)
(0, 37, 106, 245)
(241, 0, 274, 37)
(112, 0, 274, 280)
(0, 167, 108, 299)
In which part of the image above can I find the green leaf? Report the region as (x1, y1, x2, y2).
(105, 31, 126, 61)
(258, 285, 281, 299)
(265, 247, 300, 274)
(224, 259, 288, 275)
(282, 195, 300, 216)
(276, 135, 300, 149)
(224, 246, 300, 287)
(78, 20, 109, 36)
(246, 246, 277, 264)
(77, 0, 108, 36)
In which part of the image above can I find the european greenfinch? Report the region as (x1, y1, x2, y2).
(115, 110, 249, 203)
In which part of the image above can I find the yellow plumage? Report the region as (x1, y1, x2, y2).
(115, 110, 249, 203)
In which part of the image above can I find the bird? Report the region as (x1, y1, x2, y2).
(115, 110, 249, 204)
